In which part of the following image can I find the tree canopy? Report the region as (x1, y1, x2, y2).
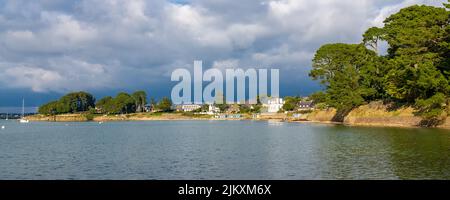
(39, 90, 150, 115)
(157, 97, 173, 112)
(310, 4, 450, 123)
(132, 91, 147, 113)
(282, 96, 302, 111)
(38, 91, 95, 115)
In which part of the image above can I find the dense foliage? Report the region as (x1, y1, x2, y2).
(94, 92, 149, 114)
(39, 91, 150, 115)
(132, 91, 147, 113)
(282, 96, 302, 111)
(38, 92, 95, 115)
(156, 97, 173, 112)
(310, 4, 450, 124)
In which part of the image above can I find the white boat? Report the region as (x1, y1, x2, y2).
(5, 113, 8, 121)
(19, 99, 29, 123)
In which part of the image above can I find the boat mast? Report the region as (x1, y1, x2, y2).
(22, 98, 25, 118)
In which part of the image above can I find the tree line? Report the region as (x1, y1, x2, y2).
(38, 91, 174, 115)
(309, 3, 450, 125)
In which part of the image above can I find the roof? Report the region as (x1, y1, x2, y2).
(298, 101, 314, 106)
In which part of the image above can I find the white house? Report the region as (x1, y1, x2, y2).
(199, 104, 222, 115)
(208, 105, 220, 114)
(181, 104, 202, 112)
(264, 97, 284, 113)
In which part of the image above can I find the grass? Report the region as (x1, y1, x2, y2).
(181, 112, 212, 119)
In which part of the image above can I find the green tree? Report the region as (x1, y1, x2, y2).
(38, 101, 60, 115)
(251, 104, 262, 113)
(96, 96, 114, 114)
(216, 103, 229, 112)
(310, 43, 382, 106)
(282, 96, 301, 111)
(310, 91, 327, 104)
(132, 91, 147, 113)
(157, 97, 173, 112)
(56, 94, 73, 113)
(114, 92, 135, 114)
(150, 97, 157, 111)
(239, 104, 251, 113)
(309, 4, 450, 124)
(415, 93, 447, 120)
(363, 27, 386, 54)
(326, 66, 365, 110)
(310, 43, 379, 86)
(40, 91, 96, 114)
(383, 5, 450, 103)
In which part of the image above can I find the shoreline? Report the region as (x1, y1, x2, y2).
(24, 112, 450, 130)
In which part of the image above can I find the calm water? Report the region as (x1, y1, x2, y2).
(0, 120, 449, 180)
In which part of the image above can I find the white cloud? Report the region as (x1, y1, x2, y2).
(2, 12, 98, 53)
(41, 12, 98, 44)
(1, 66, 63, 92)
(212, 59, 240, 70)
(371, 0, 446, 27)
(226, 24, 268, 49)
(0, 58, 114, 93)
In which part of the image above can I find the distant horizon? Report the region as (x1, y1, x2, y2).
(0, 85, 322, 107)
(0, 107, 38, 114)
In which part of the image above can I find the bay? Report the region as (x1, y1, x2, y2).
(0, 120, 448, 180)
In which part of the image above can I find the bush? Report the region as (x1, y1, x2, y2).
(157, 97, 173, 112)
(415, 93, 447, 122)
(85, 113, 95, 121)
(315, 103, 328, 110)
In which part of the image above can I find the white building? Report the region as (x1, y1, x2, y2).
(265, 98, 284, 113)
(181, 104, 202, 112)
(208, 105, 220, 114)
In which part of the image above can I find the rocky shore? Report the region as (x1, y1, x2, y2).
(304, 102, 450, 129)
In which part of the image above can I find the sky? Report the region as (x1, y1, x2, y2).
(0, 0, 447, 107)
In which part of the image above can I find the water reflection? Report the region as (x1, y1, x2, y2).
(0, 120, 448, 179)
(385, 128, 450, 179)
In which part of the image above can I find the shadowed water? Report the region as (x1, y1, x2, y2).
(0, 120, 448, 180)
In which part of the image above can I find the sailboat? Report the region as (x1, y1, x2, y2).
(5, 113, 8, 121)
(19, 99, 29, 123)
